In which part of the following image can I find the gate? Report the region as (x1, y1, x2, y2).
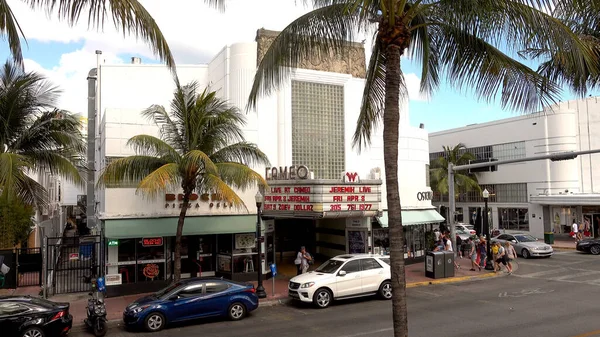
(46, 235, 104, 295)
(0, 248, 42, 289)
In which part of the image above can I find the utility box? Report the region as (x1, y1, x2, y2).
(425, 251, 445, 279)
(443, 251, 455, 278)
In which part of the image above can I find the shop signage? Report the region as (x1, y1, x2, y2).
(164, 193, 232, 209)
(105, 274, 122, 286)
(344, 172, 359, 183)
(142, 237, 163, 247)
(69, 253, 79, 261)
(416, 191, 433, 201)
(142, 264, 160, 280)
(108, 240, 119, 246)
(265, 165, 311, 181)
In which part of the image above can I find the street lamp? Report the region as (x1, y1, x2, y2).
(255, 191, 267, 299)
(482, 188, 493, 270)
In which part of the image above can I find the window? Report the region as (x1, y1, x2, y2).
(205, 282, 230, 294)
(492, 141, 526, 161)
(498, 208, 529, 231)
(360, 258, 383, 271)
(315, 259, 345, 273)
(496, 234, 510, 240)
(425, 164, 430, 187)
(379, 258, 391, 266)
(178, 284, 204, 298)
(291, 81, 345, 179)
(0, 303, 29, 316)
(341, 260, 360, 274)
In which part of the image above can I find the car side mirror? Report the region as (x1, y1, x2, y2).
(338, 270, 347, 277)
(168, 295, 179, 301)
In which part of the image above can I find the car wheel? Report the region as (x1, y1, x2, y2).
(522, 249, 530, 259)
(591, 245, 600, 255)
(228, 302, 247, 321)
(21, 327, 44, 337)
(144, 312, 165, 332)
(313, 288, 332, 309)
(378, 281, 392, 300)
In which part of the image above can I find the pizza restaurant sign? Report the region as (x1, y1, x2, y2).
(164, 193, 233, 209)
(263, 166, 382, 218)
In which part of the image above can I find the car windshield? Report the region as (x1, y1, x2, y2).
(155, 282, 182, 298)
(456, 229, 469, 234)
(315, 259, 345, 273)
(514, 235, 537, 242)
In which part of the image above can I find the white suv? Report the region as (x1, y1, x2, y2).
(288, 254, 392, 308)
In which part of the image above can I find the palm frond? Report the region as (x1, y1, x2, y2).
(215, 162, 267, 191)
(0, 152, 47, 206)
(23, 151, 84, 186)
(136, 163, 180, 198)
(24, 0, 176, 72)
(432, 23, 562, 113)
(202, 173, 247, 211)
(0, 0, 26, 67)
(408, 9, 439, 98)
(210, 142, 270, 167)
(180, 150, 218, 179)
(247, 3, 365, 110)
(142, 104, 186, 153)
(127, 135, 180, 162)
(98, 155, 167, 187)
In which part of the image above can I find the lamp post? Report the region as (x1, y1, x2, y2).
(482, 188, 493, 270)
(255, 191, 267, 299)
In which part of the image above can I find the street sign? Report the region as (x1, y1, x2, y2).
(270, 263, 277, 277)
(108, 240, 119, 246)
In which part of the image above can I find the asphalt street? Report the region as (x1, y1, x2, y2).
(70, 250, 600, 337)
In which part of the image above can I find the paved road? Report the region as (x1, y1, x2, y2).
(70, 250, 600, 337)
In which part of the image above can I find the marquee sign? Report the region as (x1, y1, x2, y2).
(263, 171, 382, 218)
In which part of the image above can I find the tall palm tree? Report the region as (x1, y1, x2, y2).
(0, 0, 225, 71)
(99, 80, 270, 282)
(246, 1, 596, 336)
(430, 144, 481, 198)
(0, 60, 85, 207)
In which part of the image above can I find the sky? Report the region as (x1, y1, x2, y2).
(0, 0, 595, 134)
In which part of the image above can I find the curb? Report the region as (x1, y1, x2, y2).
(406, 271, 499, 288)
(553, 246, 576, 250)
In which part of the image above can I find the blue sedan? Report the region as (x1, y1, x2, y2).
(122, 277, 259, 332)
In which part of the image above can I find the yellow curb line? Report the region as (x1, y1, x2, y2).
(406, 272, 499, 288)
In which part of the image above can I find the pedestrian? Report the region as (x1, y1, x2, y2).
(504, 241, 517, 275)
(443, 233, 460, 269)
(491, 241, 500, 271)
(294, 246, 312, 275)
(478, 236, 487, 270)
(434, 228, 441, 242)
(456, 234, 463, 259)
(468, 238, 480, 271)
(494, 242, 508, 273)
(571, 219, 580, 242)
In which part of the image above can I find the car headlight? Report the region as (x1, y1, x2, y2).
(300, 282, 315, 288)
(132, 305, 149, 314)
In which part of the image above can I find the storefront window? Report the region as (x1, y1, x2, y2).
(118, 239, 136, 262)
(218, 234, 232, 255)
(498, 208, 529, 231)
(136, 238, 165, 283)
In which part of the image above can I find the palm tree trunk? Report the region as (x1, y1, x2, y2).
(174, 191, 191, 282)
(384, 44, 408, 337)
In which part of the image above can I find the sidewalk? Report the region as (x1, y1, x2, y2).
(552, 235, 578, 250)
(53, 258, 499, 330)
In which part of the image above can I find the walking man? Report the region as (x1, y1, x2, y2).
(294, 246, 312, 275)
(468, 238, 479, 271)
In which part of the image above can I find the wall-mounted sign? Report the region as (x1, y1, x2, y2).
(343, 172, 360, 183)
(265, 165, 311, 181)
(164, 193, 232, 209)
(108, 240, 119, 247)
(105, 274, 122, 286)
(142, 237, 163, 247)
(416, 191, 433, 201)
(69, 253, 79, 261)
(142, 264, 160, 280)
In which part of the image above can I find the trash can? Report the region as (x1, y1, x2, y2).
(425, 251, 445, 279)
(544, 232, 555, 244)
(443, 251, 455, 278)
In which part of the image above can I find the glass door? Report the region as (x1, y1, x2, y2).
(346, 229, 368, 254)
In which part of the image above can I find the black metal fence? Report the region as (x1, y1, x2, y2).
(45, 235, 104, 295)
(0, 248, 43, 290)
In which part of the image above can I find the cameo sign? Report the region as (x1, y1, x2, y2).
(416, 191, 433, 201)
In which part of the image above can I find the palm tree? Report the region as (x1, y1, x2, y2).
(0, 0, 225, 70)
(246, 1, 596, 336)
(0, 60, 85, 207)
(99, 80, 270, 282)
(430, 144, 481, 198)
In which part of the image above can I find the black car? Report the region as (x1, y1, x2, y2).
(576, 239, 600, 255)
(0, 296, 73, 337)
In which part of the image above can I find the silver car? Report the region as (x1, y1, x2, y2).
(492, 233, 553, 259)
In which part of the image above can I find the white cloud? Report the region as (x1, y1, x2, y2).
(10, 0, 424, 113)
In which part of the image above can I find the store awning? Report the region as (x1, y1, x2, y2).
(104, 215, 256, 239)
(376, 209, 445, 228)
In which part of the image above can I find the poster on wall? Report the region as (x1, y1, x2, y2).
(142, 264, 160, 281)
(105, 274, 122, 286)
(235, 234, 256, 249)
(218, 255, 232, 272)
(348, 230, 367, 254)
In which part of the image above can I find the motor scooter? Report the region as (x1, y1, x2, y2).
(84, 277, 108, 337)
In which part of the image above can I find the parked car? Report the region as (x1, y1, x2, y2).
(288, 254, 391, 309)
(456, 229, 474, 242)
(576, 238, 600, 255)
(122, 277, 258, 332)
(456, 224, 476, 236)
(0, 295, 73, 337)
(491, 233, 553, 258)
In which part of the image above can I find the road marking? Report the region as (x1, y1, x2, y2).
(519, 268, 568, 278)
(337, 327, 393, 337)
(549, 270, 600, 281)
(498, 288, 554, 298)
(414, 290, 442, 297)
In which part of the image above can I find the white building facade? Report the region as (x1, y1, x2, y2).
(89, 29, 440, 293)
(429, 97, 600, 239)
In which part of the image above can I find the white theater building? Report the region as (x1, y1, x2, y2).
(84, 29, 441, 294)
(429, 97, 600, 239)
